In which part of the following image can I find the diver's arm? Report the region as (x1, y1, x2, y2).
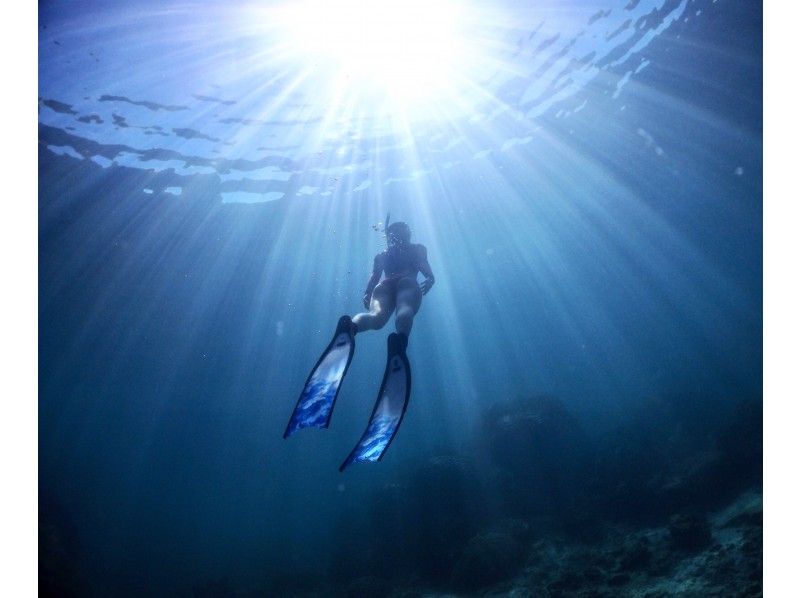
(362, 253, 384, 308)
(418, 245, 435, 295)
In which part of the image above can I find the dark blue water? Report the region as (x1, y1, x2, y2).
(40, 1, 761, 595)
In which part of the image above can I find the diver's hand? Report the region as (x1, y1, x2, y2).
(420, 277, 435, 295)
(362, 292, 371, 310)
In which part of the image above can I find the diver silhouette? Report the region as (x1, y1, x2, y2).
(353, 220, 436, 338)
(284, 217, 435, 471)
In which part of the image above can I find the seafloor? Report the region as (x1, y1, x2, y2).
(40, 394, 762, 597)
(184, 394, 763, 598)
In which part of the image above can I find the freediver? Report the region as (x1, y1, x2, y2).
(284, 217, 436, 470)
(352, 220, 436, 343)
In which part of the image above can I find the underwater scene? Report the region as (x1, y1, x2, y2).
(39, 0, 762, 596)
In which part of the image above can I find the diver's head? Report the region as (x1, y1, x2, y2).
(386, 221, 411, 248)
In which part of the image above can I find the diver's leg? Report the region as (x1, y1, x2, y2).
(352, 282, 395, 332)
(394, 277, 422, 336)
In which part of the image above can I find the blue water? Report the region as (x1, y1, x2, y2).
(39, 0, 761, 595)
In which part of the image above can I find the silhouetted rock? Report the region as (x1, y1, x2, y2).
(591, 393, 683, 525)
(451, 520, 531, 591)
(617, 537, 652, 572)
(590, 394, 762, 526)
(608, 572, 630, 587)
(715, 398, 763, 489)
(669, 513, 712, 552)
(660, 398, 763, 515)
(481, 396, 595, 521)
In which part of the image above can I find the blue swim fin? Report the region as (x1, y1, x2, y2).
(284, 316, 356, 438)
(340, 333, 411, 471)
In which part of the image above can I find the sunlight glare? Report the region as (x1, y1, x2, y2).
(274, 0, 467, 105)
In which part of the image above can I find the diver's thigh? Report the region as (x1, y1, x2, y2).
(371, 281, 396, 314)
(396, 278, 422, 314)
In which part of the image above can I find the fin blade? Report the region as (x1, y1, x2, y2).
(284, 316, 355, 438)
(340, 333, 410, 471)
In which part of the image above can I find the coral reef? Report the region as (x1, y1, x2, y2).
(516, 492, 762, 597)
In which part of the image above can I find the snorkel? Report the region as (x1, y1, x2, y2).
(376, 213, 410, 249)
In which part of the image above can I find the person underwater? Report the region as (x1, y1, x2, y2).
(284, 218, 436, 471)
(354, 220, 436, 339)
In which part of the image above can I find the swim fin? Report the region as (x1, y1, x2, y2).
(284, 315, 356, 438)
(340, 333, 411, 471)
